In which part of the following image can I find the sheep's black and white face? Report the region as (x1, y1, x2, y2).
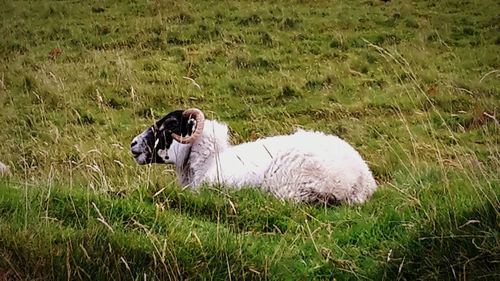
(130, 110, 197, 165)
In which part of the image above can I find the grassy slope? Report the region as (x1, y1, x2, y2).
(0, 0, 499, 280)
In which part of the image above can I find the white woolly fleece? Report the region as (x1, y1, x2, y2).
(167, 120, 377, 204)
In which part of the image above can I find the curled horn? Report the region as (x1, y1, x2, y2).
(171, 108, 205, 144)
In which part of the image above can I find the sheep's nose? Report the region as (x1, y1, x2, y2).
(131, 140, 138, 147)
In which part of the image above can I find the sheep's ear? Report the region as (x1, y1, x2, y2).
(171, 108, 205, 143)
(179, 113, 196, 136)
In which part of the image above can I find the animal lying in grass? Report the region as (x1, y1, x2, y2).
(131, 108, 377, 205)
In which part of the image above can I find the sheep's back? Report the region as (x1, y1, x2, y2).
(237, 130, 376, 204)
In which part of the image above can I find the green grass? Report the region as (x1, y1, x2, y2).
(0, 0, 499, 280)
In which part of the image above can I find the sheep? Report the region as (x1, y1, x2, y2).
(130, 108, 377, 205)
(0, 161, 10, 176)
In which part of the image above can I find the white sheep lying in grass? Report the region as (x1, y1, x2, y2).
(131, 108, 377, 205)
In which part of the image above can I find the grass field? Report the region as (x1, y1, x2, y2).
(0, 0, 499, 280)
